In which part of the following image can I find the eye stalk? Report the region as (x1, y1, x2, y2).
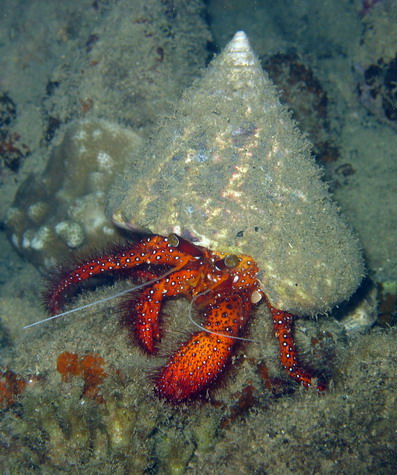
(215, 254, 240, 270)
(167, 233, 180, 247)
(167, 233, 204, 258)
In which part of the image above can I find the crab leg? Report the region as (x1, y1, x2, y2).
(44, 235, 194, 315)
(267, 302, 325, 391)
(123, 268, 201, 353)
(156, 291, 252, 402)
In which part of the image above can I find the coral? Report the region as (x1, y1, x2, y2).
(5, 119, 142, 270)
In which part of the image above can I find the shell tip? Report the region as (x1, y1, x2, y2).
(228, 31, 251, 51)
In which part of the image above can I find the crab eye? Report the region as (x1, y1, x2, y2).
(167, 233, 204, 258)
(215, 254, 239, 270)
(167, 233, 180, 248)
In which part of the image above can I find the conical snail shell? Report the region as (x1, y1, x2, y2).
(111, 31, 364, 315)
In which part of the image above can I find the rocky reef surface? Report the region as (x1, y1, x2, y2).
(1, 277, 396, 473)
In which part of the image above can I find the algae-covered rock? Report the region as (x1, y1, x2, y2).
(1, 283, 396, 474)
(111, 31, 364, 315)
(44, 0, 211, 131)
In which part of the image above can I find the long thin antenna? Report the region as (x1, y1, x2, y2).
(25, 270, 261, 345)
(187, 291, 260, 343)
(23, 267, 177, 330)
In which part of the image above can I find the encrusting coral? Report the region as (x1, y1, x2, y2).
(6, 119, 142, 270)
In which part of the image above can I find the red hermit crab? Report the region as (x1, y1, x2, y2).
(43, 233, 324, 402)
(34, 31, 362, 402)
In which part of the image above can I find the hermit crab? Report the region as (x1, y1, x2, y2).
(38, 32, 362, 402)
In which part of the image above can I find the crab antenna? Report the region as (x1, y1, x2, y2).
(23, 267, 178, 330)
(187, 291, 261, 343)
